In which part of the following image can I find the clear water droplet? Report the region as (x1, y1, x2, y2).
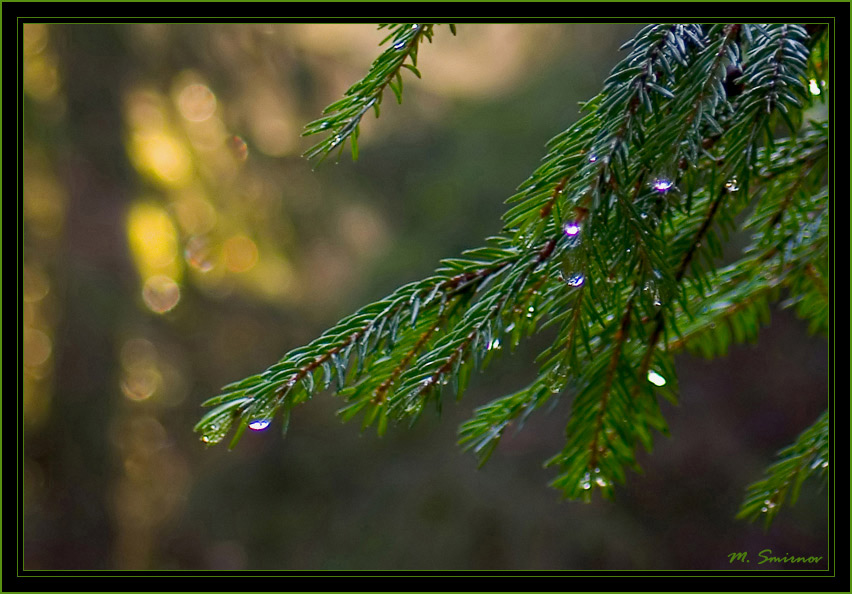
(764, 499, 776, 509)
(581, 472, 592, 490)
(526, 306, 535, 319)
(725, 178, 739, 192)
(565, 273, 585, 287)
(563, 221, 581, 237)
(588, 154, 598, 163)
(200, 421, 228, 445)
(808, 78, 821, 95)
(249, 419, 271, 431)
(647, 370, 667, 386)
(504, 322, 516, 333)
(486, 338, 501, 351)
(651, 178, 674, 193)
(393, 40, 406, 49)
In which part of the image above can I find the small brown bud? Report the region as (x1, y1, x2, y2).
(724, 64, 744, 99)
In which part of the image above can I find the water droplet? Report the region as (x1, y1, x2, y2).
(504, 322, 516, 333)
(808, 78, 821, 95)
(330, 134, 342, 147)
(581, 472, 591, 490)
(647, 370, 667, 386)
(563, 221, 581, 237)
(588, 154, 597, 163)
(249, 419, 271, 431)
(486, 338, 501, 351)
(393, 40, 406, 50)
(526, 306, 535, 319)
(200, 421, 228, 445)
(640, 212, 649, 220)
(821, 461, 829, 468)
(764, 499, 776, 509)
(725, 178, 739, 192)
(564, 273, 585, 287)
(651, 178, 674, 193)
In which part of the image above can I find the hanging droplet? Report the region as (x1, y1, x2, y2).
(526, 306, 535, 319)
(581, 472, 592, 490)
(588, 154, 598, 163)
(764, 499, 776, 509)
(725, 178, 739, 192)
(200, 422, 227, 445)
(563, 221, 581, 237)
(564, 273, 585, 287)
(808, 79, 821, 95)
(647, 370, 667, 386)
(651, 178, 674, 193)
(249, 419, 271, 431)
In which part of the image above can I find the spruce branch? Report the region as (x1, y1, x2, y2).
(302, 23, 452, 163)
(737, 410, 829, 528)
(196, 23, 830, 529)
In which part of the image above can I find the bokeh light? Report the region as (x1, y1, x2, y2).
(126, 202, 181, 280)
(142, 275, 181, 314)
(223, 234, 259, 273)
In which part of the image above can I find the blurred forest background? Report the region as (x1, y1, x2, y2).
(22, 23, 828, 570)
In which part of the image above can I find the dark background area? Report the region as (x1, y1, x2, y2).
(21, 23, 829, 570)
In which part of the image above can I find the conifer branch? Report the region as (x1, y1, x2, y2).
(302, 24, 452, 162)
(737, 410, 829, 528)
(196, 23, 830, 529)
